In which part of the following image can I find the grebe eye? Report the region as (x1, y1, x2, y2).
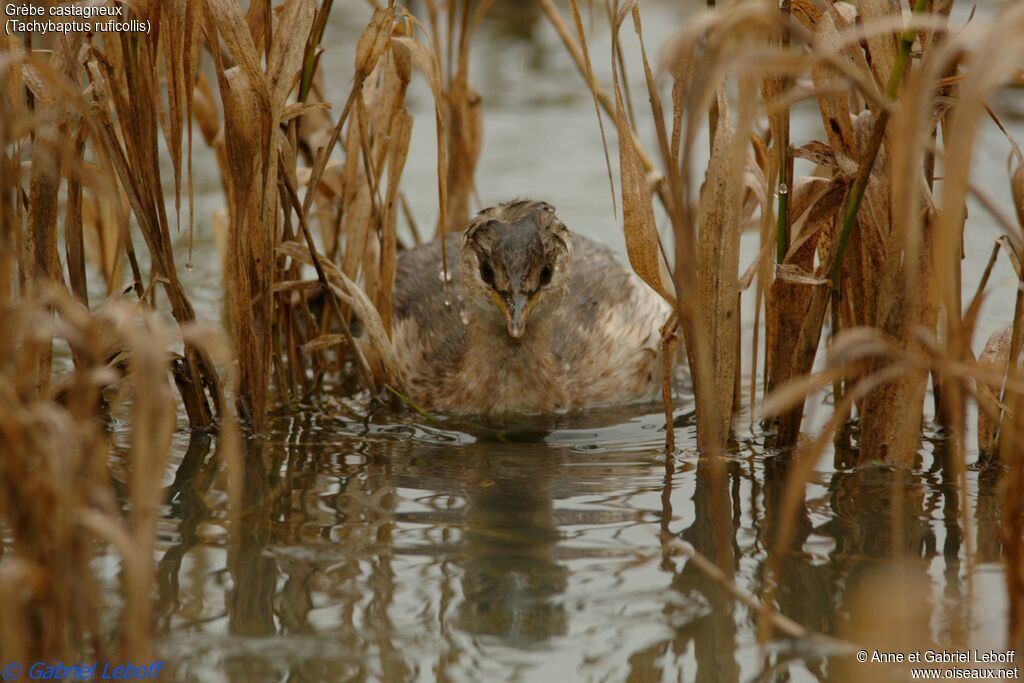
(539, 265, 553, 286)
(480, 262, 495, 286)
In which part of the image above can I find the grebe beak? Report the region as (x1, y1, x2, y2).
(506, 292, 529, 339)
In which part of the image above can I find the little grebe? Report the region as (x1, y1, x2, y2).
(391, 199, 671, 414)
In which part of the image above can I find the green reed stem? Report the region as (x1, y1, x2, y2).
(776, 0, 792, 265)
(828, 0, 929, 290)
(830, 289, 843, 401)
(384, 383, 435, 421)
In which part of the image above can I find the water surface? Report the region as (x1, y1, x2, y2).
(131, 397, 1008, 682)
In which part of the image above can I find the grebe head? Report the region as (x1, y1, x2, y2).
(460, 199, 573, 340)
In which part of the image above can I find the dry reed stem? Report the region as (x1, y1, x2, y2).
(1, 2, 468, 655)
(609, 13, 675, 308)
(279, 161, 381, 396)
(979, 326, 1020, 456)
(85, 27, 222, 427)
(569, 0, 617, 218)
(443, 0, 491, 233)
(765, 0, 925, 454)
(0, 291, 184, 661)
(536, 0, 672, 212)
(695, 87, 743, 446)
(667, 538, 855, 653)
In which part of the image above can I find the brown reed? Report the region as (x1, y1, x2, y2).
(538, 0, 1024, 646)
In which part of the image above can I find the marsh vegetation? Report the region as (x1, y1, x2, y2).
(2, 0, 1024, 679)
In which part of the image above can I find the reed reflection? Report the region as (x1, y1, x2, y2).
(154, 417, 577, 678)
(156, 433, 216, 630)
(667, 458, 741, 683)
(651, 440, 987, 682)
(150, 412, 1007, 682)
(758, 455, 833, 637)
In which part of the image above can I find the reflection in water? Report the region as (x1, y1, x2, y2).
(671, 458, 741, 683)
(456, 458, 568, 644)
(141, 402, 1010, 682)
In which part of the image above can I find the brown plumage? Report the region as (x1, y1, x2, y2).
(392, 199, 671, 414)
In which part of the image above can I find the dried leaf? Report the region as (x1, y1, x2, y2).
(1013, 155, 1024, 231)
(789, 0, 823, 31)
(978, 325, 1017, 454)
(610, 16, 674, 305)
(775, 263, 829, 286)
(376, 110, 413, 334)
(808, 2, 863, 158)
(355, 7, 395, 80)
(696, 88, 743, 443)
(277, 241, 403, 388)
(267, 0, 316, 109)
(390, 36, 448, 245)
(302, 334, 348, 354)
(793, 140, 837, 169)
(857, 0, 900, 96)
(205, 0, 268, 101)
(997, 236, 1023, 280)
(281, 101, 331, 124)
